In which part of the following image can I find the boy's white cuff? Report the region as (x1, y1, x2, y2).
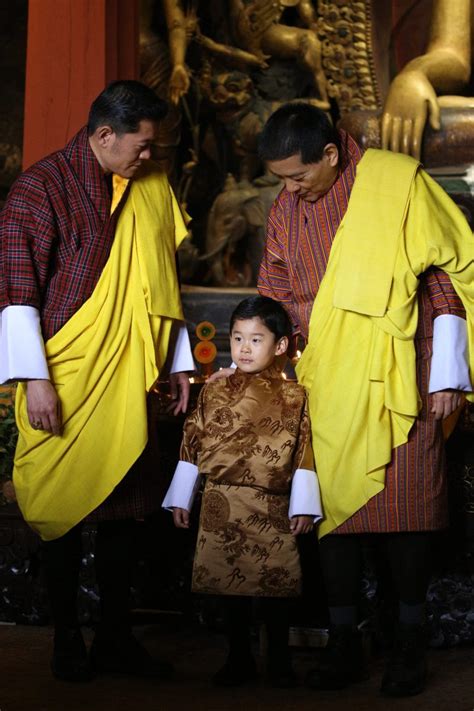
(289, 468, 323, 522)
(0, 305, 50, 384)
(429, 315, 472, 393)
(162, 460, 200, 511)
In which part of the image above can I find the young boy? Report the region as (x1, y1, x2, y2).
(162, 296, 322, 687)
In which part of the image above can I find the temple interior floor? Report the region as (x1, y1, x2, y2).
(1, 620, 474, 711)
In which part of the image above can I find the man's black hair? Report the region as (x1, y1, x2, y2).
(258, 102, 341, 165)
(230, 296, 291, 341)
(87, 80, 167, 135)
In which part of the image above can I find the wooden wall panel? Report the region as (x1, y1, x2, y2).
(23, 0, 138, 168)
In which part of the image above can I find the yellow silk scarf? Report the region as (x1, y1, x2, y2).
(14, 164, 187, 540)
(296, 149, 474, 538)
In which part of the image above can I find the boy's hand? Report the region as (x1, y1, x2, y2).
(172, 507, 190, 528)
(290, 515, 314, 536)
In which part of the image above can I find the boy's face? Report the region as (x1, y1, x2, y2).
(230, 317, 288, 374)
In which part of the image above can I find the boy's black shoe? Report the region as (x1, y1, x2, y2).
(90, 628, 174, 679)
(305, 624, 369, 690)
(212, 656, 259, 687)
(380, 623, 427, 697)
(51, 627, 94, 682)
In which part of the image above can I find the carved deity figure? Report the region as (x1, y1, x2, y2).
(229, 0, 329, 108)
(163, 0, 266, 105)
(381, 0, 473, 159)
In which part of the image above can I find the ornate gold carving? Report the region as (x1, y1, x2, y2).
(316, 0, 380, 113)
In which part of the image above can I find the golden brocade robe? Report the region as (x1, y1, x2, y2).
(181, 366, 315, 597)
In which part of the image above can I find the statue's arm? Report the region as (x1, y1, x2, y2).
(296, 0, 318, 28)
(381, 0, 471, 159)
(163, 0, 192, 104)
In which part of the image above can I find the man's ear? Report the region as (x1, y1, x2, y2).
(323, 143, 339, 167)
(275, 336, 289, 356)
(95, 125, 115, 148)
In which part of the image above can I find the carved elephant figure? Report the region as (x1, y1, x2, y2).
(204, 173, 280, 287)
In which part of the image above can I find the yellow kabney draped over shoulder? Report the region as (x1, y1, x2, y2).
(13, 164, 188, 541)
(296, 149, 474, 538)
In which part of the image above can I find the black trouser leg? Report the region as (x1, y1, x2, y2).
(94, 519, 137, 635)
(42, 524, 83, 630)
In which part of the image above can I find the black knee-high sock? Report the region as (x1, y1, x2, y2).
(383, 532, 434, 624)
(318, 534, 363, 626)
(94, 519, 137, 635)
(42, 524, 83, 630)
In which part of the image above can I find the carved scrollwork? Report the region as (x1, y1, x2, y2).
(316, 0, 380, 113)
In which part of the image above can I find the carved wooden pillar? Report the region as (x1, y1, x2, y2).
(23, 0, 139, 169)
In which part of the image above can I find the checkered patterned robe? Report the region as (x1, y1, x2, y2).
(258, 132, 466, 533)
(0, 127, 158, 521)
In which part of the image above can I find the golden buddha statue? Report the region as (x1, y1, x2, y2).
(381, 0, 473, 160)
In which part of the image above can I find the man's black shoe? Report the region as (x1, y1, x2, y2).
(212, 656, 258, 687)
(305, 624, 369, 690)
(380, 623, 427, 697)
(51, 627, 94, 682)
(90, 629, 174, 679)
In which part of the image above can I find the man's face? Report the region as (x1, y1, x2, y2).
(267, 146, 339, 202)
(95, 119, 157, 178)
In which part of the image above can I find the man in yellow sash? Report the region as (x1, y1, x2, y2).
(0, 81, 193, 681)
(255, 103, 474, 696)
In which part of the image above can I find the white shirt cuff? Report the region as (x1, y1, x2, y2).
(169, 323, 195, 374)
(0, 305, 50, 384)
(428, 315, 472, 393)
(288, 468, 323, 522)
(162, 460, 201, 511)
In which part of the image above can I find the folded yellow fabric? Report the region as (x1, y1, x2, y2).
(296, 149, 474, 538)
(14, 165, 187, 540)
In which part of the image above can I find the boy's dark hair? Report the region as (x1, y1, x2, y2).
(87, 80, 167, 135)
(258, 102, 341, 165)
(230, 296, 292, 341)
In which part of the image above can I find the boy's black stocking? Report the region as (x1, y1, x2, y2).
(261, 597, 291, 670)
(221, 596, 253, 662)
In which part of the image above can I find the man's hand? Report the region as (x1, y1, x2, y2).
(430, 389, 464, 420)
(26, 379, 62, 435)
(207, 367, 235, 383)
(172, 507, 190, 528)
(290, 515, 315, 536)
(168, 371, 190, 415)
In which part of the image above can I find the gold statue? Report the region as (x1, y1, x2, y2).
(381, 0, 473, 159)
(163, 0, 267, 105)
(230, 0, 329, 108)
